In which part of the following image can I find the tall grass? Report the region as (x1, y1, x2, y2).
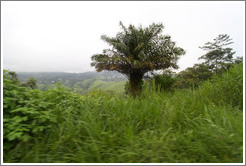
(3, 64, 243, 163)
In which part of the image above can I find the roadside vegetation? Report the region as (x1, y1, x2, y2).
(3, 63, 243, 163)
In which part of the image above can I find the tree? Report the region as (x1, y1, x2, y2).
(7, 71, 20, 84)
(199, 34, 235, 74)
(174, 63, 212, 88)
(22, 77, 37, 89)
(91, 22, 185, 96)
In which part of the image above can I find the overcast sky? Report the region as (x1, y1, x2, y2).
(2, 1, 245, 73)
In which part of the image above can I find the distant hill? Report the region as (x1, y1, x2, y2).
(88, 80, 125, 93)
(17, 71, 127, 92)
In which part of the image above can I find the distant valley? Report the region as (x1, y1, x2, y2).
(17, 71, 127, 92)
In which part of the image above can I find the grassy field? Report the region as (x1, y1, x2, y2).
(3, 64, 243, 163)
(88, 80, 126, 93)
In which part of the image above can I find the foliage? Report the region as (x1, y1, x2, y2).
(7, 71, 20, 84)
(174, 64, 213, 88)
(199, 34, 235, 74)
(199, 63, 243, 110)
(21, 77, 37, 89)
(3, 64, 243, 163)
(91, 22, 185, 96)
(151, 70, 176, 91)
(3, 70, 56, 152)
(234, 56, 243, 64)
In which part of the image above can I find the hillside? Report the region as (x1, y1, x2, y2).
(17, 71, 127, 92)
(73, 79, 126, 93)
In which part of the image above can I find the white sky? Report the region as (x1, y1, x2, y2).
(1, 1, 245, 73)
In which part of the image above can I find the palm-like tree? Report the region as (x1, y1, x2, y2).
(91, 22, 185, 96)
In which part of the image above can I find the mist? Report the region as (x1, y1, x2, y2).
(2, 1, 244, 73)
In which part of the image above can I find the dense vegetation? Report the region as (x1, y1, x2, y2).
(3, 63, 243, 163)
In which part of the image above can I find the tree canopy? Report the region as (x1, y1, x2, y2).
(175, 63, 213, 88)
(91, 22, 185, 96)
(199, 34, 236, 74)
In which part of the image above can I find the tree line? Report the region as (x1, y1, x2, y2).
(91, 22, 243, 96)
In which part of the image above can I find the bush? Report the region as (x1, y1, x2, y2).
(152, 71, 176, 91)
(198, 63, 243, 109)
(3, 70, 56, 152)
(174, 64, 213, 89)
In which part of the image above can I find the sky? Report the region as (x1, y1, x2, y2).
(1, 1, 245, 73)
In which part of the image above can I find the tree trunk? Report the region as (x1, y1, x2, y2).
(128, 73, 143, 98)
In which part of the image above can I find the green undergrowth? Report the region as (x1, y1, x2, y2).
(3, 64, 243, 163)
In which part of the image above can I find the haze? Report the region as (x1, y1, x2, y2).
(2, 1, 245, 73)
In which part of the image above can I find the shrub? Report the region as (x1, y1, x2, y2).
(199, 63, 243, 109)
(152, 72, 176, 91)
(174, 64, 213, 89)
(3, 70, 56, 152)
